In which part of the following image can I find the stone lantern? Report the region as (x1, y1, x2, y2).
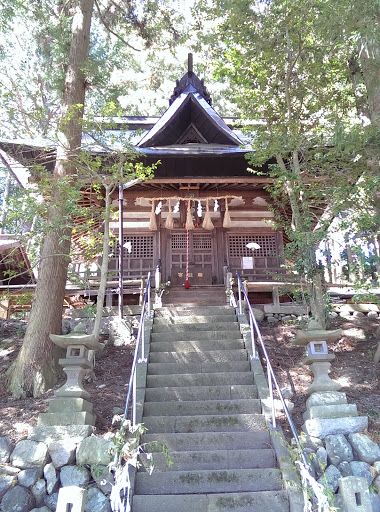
(37, 324, 104, 427)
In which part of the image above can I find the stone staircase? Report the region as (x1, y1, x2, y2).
(132, 305, 290, 512)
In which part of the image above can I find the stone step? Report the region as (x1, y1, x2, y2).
(133, 491, 289, 512)
(146, 372, 254, 389)
(134, 468, 282, 495)
(152, 322, 239, 333)
(153, 315, 237, 325)
(147, 361, 250, 375)
(144, 385, 258, 402)
(141, 431, 271, 452)
(139, 448, 275, 472)
(155, 306, 236, 318)
(149, 340, 244, 353)
(151, 330, 242, 342)
(143, 399, 262, 417)
(142, 413, 267, 434)
(148, 350, 248, 363)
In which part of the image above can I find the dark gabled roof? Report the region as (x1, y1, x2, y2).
(138, 85, 241, 148)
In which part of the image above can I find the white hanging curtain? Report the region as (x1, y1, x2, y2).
(202, 201, 214, 230)
(185, 200, 194, 230)
(149, 200, 157, 231)
(165, 199, 174, 229)
(223, 199, 232, 228)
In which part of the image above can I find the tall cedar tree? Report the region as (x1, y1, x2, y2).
(7, 0, 94, 397)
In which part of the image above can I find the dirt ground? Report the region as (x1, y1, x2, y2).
(0, 315, 379, 445)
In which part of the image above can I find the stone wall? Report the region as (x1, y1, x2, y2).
(0, 431, 114, 512)
(297, 431, 380, 511)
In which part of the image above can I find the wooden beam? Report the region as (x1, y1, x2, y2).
(145, 177, 273, 184)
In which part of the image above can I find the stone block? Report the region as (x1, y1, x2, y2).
(37, 412, 96, 427)
(84, 487, 111, 512)
(31, 479, 46, 506)
(136, 361, 148, 389)
(90, 464, 114, 494)
(76, 436, 113, 466)
(60, 465, 91, 487)
(17, 468, 43, 488)
(303, 353, 336, 365)
(302, 416, 368, 439)
(48, 438, 78, 468)
(56, 486, 87, 512)
(10, 440, 49, 469)
(348, 433, 380, 465)
(28, 425, 93, 444)
(324, 434, 354, 466)
(339, 476, 373, 512)
(306, 391, 347, 409)
(303, 404, 358, 421)
(318, 464, 342, 491)
(0, 473, 18, 496)
(1, 485, 35, 512)
(0, 436, 12, 463)
(338, 461, 353, 477)
(43, 463, 59, 495)
(350, 461, 376, 486)
(0, 464, 20, 478)
(48, 398, 93, 414)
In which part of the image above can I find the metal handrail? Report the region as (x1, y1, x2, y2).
(122, 272, 151, 426)
(236, 272, 333, 511)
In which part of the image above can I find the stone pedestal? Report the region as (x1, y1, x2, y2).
(339, 476, 373, 512)
(303, 341, 341, 395)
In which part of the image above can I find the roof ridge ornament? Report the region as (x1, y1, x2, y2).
(169, 53, 212, 106)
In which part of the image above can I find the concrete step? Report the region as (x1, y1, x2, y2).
(153, 315, 237, 325)
(143, 399, 262, 417)
(141, 431, 271, 452)
(149, 340, 244, 353)
(142, 413, 267, 434)
(152, 322, 239, 333)
(133, 491, 289, 512)
(139, 448, 275, 472)
(149, 350, 248, 363)
(151, 330, 242, 342)
(144, 384, 258, 402)
(146, 372, 254, 388)
(134, 468, 282, 494)
(147, 361, 250, 375)
(155, 306, 236, 318)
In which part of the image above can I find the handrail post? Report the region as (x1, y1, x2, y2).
(132, 369, 137, 427)
(267, 370, 276, 429)
(237, 273, 243, 316)
(249, 310, 256, 360)
(147, 280, 151, 317)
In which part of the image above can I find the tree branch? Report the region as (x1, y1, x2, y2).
(94, 0, 140, 52)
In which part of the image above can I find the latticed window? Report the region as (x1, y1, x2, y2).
(110, 235, 154, 258)
(228, 235, 278, 258)
(193, 234, 212, 250)
(171, 234, 187, 250)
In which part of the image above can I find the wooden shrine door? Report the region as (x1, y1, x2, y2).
(170, 231, 213, 286)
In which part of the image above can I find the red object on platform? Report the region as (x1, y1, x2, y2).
(185, 279, 190, 289)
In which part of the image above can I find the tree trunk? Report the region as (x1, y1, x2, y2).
(0, 168, 11, 233)
(7, 0, 94, 398)
(92, 183, 112, 339)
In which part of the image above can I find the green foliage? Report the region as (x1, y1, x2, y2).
(108, 418, 172, 470)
